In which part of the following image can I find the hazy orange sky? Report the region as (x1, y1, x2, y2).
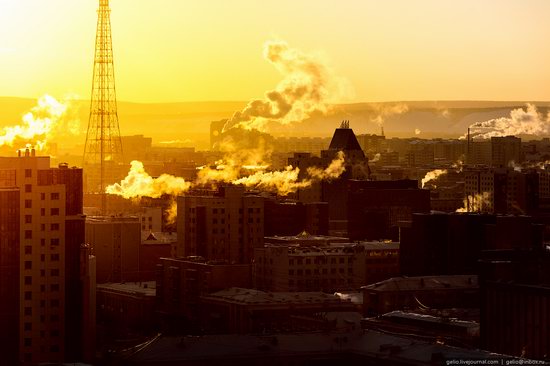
(0, 0, 549, 103)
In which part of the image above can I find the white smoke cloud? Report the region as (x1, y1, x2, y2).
(465, 104, 550, 140)
(106, 161, 191, 199)
(222, 40, 349, 132)
(307, 151, 345, 180)
(415, 128, 421, 135)
(421, 169, 447, 188)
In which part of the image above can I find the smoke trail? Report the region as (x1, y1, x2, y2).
(456, 192, 491, 213)
(0, 95, 79, 149)
(106, 160, 191, 199)
(222, 40, 346, 132)
(307, 151, 345, 180)
(370, 153, 381, 163)
(421, 169, 448, 188)
(233, 166, 311, 195)
(465, 104, 550, 140)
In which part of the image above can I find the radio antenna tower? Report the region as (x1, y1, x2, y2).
(83, 0, 123, 213)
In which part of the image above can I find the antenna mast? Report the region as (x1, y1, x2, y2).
(83, 0, 123, 214)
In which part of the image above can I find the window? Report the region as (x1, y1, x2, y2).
(51, 238, 59, 246)
(51, 208, 59, 216)
(50, 345, 59, 353)
(51, 269, 59, 276)
(24, 199, 31, 208)
(51, 193, 59, 200)
(24, 230, 32, 239)
(51, 223, 59, 231)
(41, 208, 45, 216)
(24, 291, 32, 300)
(40, 193, 45, 200)
(40, 254, 45, 262)
(24, 307, 32, 316)
(24, 338, 31, 347)
(25, 169, 32, 178)
(41, 238, 45, 246)
(51, 254, 59, 261)
(51, 299, 59, 307)
(24, 323, 32, 331)
(25, 246, 32, 255)
(40, 270, 45, 277)
(25, 215, 32, 224)
(51, 284, 59, 292)
(24, 276, 32, 285)
(25, 184, 32, 193)
(24, 261, 32, 270)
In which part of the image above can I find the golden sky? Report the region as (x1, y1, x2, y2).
(0, 0, 549, 103)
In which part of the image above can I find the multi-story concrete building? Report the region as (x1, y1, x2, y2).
(156, 257, 251, 329)
(491, 136, 522, 168)
(176, 185, 264, 264)
(254, 241, 399, 292)
(464, 167, 539, 214)
(0, 150, 86, 364)
(86, 216, 141, 283)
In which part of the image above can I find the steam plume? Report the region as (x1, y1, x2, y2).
(106, 161, 191, 199)
(307, 151, 345, 180)
(456, 192, 491, 213)
(166, 200, 178, 225)
(421, 169, 447, 188)
(233, 166, 311, 195)
(222, 40, 344, 132)
(465, 104, 550, 140)
(370, 103, 409, 127)
(0, 95, 79, 149)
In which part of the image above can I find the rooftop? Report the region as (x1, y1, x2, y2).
(97, 281, 156, 297)
(124, 329, 518, 365)
(363, 275, 478, 292)
(202, 287, 351, 306)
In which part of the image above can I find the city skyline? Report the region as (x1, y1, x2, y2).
(1, 0, 549, 103)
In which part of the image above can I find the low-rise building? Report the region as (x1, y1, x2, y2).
(200, 287, 357, 333)
(254, 241, 399, 292)
(362, 275, 479, 316)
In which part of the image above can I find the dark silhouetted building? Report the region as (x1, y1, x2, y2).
(200, 287, 356, 334)
(400, 213, 543, 276)
(176, 185, 264, 264)
(347, 180, 430, 241)
(479, 246, 550, 360)
(264, 199, 328, 236)
(156, 257, 251, 329)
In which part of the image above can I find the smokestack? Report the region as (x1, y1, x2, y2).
(381, 126, 385, 137)
(17, 150, 21, 158)
(467, 127, 470, 164)
(31, 148, 36, 157)
(25, 148, 30, 157)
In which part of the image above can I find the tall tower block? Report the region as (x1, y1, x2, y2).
(83, 0, 123, 212)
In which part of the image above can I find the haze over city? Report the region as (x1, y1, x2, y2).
(1, 1, 550, 365)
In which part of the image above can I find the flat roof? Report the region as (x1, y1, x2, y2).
(97, 281, 156, 297)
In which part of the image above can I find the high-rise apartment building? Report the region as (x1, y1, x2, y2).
(176, 185, 264, 264)
(0, 150, 85, 364)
